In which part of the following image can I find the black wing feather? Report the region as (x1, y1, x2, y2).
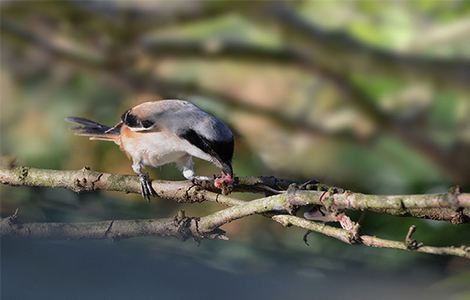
(179, 129, 233, 175)
(65, 117, 119, 135)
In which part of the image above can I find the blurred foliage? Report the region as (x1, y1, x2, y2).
(0, 0, 469, 288)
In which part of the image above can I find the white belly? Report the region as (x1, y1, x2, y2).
(121, 130, 216, 168)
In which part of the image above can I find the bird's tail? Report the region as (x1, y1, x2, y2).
(65, 117, 121, 143)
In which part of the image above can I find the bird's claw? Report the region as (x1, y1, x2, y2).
(214, 173, 234, 195)
(139, 174, 157, 202)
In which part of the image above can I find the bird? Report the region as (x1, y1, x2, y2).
(66, 99, 234, 201)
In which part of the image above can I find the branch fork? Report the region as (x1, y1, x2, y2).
(1, 166, 469, 259)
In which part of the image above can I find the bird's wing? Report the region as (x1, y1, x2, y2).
(122, 100, 232, 141)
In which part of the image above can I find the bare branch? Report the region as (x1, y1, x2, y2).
(0, 213, 226, 241)
(70, 0, 229, 30)
(0, 166, 297, 205)
(272, 215, 470, 259)
(1, 194, 468, 259)
(141, 38, 302, 64)
(2, 166, 469, 259)
(1, 167, 469, 223)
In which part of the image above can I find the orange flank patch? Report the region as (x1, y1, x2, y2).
(119, 125, 137, 153)
(120, 125, 138, 139)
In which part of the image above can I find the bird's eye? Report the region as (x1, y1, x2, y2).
(141, 120, 154, 128)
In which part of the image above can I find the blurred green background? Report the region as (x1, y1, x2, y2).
(1, 1, 470, 299)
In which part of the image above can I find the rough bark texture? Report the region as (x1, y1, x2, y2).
(1, 166, 469, 259)
(1, 167, 468, 222)
(0, 211, 226, 241)
(273, 215, 470, 259)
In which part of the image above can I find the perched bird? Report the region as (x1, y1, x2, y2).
(66, 100, 234, 201)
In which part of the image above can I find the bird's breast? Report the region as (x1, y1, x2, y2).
(119, 126, 214, 167)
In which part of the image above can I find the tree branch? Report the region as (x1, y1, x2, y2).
(0, 166, 298, 205)
(1, 192, 469, 259)
(0, 210, 226, 241)
(272, 215, 470, 259)
(2, 166, 469, 258)
(1, 167, 469, 223)
(69, 0, 229, 30)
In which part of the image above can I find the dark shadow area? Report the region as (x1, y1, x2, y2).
(1, 238, 463, 300)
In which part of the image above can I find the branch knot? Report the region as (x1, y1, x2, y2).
(17, 166, 29, 181)
(284, 184, 300, 214)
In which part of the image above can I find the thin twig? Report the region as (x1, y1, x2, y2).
(272, 215, 470, 259)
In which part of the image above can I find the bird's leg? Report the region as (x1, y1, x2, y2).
(132, 161, 156, 202)
(178, 155, 195, 180)
(139, 173, 157, 202)
(177, 156, 211, 181)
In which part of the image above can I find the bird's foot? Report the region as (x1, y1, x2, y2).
(214, 173, 234, 195)
(214, 173, 233, 188)
(139, 174, 157, 202)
